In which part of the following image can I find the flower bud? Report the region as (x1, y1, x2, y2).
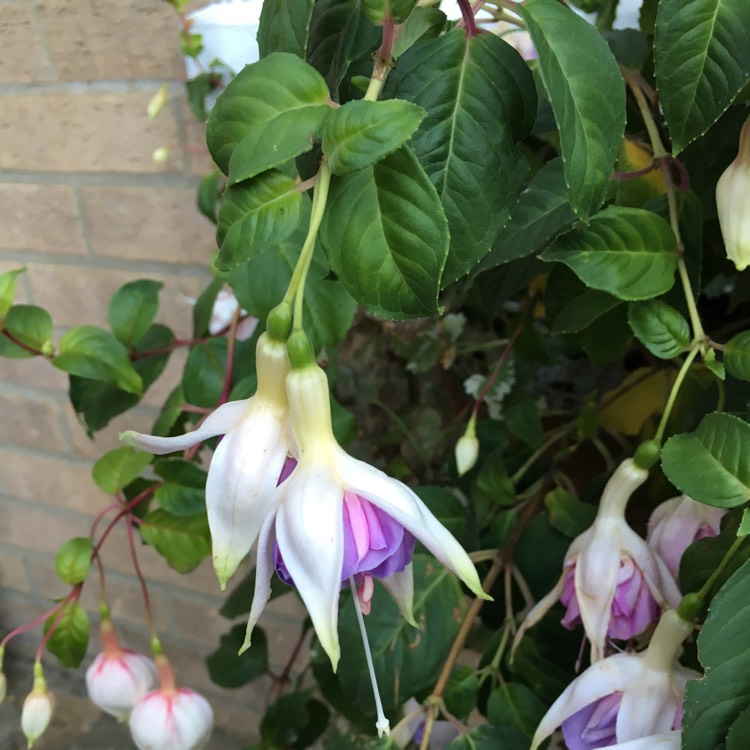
(152, 147, 169, 164)
(455, 416, 479, 477)
(716, 115, 750, 271)
(22, 665, 54, 748)
(0, 671, 6, 704)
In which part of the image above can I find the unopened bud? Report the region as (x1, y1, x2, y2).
(41, 340, 55, 357)
(22, 664, 54, 748)
(147, 83, 168, 119)
(0, 671, 6, 704)
(455, 416, 479, 476)
(716, 115, 750, 271)
(152, 147, 169, 164)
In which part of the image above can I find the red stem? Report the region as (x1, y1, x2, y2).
(1, 330, 46, 357)
(380, 17, 396, 60)
(1, 591, 74, 649)
(456, 0, 481, 36)
(127, 516, 156, 635)
(34, 587, 81, 661)
(92, 485, 160, 557)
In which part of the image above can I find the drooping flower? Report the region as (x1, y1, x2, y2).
(86, 618, 156, 721)
(531, 609, 696, 750)
(22, 663, 54, 749)
(244, 340, 488, 675)
(208, 286, 258, 341)
(120, 331, 292, 589)
(129, 655, 213, 750)
(515, 459, 680, 662)
(647, 495, 725, 579)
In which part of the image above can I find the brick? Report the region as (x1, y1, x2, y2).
(25, 263, 204, 336)
(0, 2, 51, 83)
(0, 357, 69, 392)
(0, 547, 30, 592)
(0, 500, 90, 557)
(170, 594, 235, 647)
(184, 104, 217, 176)
(41, 0, 184, 81)
(0, 92, 181, 173)
(0, 390, 67, 452)
(82, 186, 215, 265)
(63, 405, 157, 460)
(0, 184, 86, 254)
(0, 447, 106, 515)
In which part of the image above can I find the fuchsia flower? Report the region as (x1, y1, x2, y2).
(515, 459, 680, 662)
(647, 495, 725, 579)
(531, 610, 697, 750)
(121, 332, 292, 589)
(208, 286, 258, 341)
(86, 619, 156, 721)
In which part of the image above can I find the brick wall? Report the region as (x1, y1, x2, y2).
(0, 1, 303, 743)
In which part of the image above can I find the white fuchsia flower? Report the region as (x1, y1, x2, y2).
(86, 618, 156, 721)
(515, 459, 680, 662)
(531, 609, 696, 750)
(647, 495, 726, 580)
(208, 286, 258, 341)
(121, 331, 292, 589)
(21, 664, 54, 749)
(455, 415, 479, 476)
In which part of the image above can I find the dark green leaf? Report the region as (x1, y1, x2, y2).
(140, 509, 211, 573)
(261, 691, 330, 749)
(724, 331, 750, 381)
(206, 52, 331, 181)
(487, 683, 548, 741)
(258, 0, 315, 59)
(543, 206, 678, 300)
(206, 624, 268, 688)
(108, 280, 162, 347)
(45, 603, 90, 669)
(193, 278, 225, 338)
(153, 458, 208, 488)
(55, 537, 93, 586)
(415, 487, 477, 551)
(152, 385, 187, 437)
(323, 99, 426, 174)
(216, 170, 302, 270)
(654, 0, 750, 153)
(662, 412, 750, 508)
(0, 304, 53, 358)
(552, 290, 621, 334)
(392, 7, 446, 59)
(186, 72, 212, 121)
(628, 300, 691, 359)
(505, 396, 544, 448)
(446, 725, 528, 750)
(362, 0, 417, 24)
(320, 145, 448, 319)
(444, 666, 479, 718)
(219, 566, 290, 619)
(197, 171, 222, 225)
(182, 338, 227, 408)
(391, 28, 537, 283)
(154, 483, 205, 516)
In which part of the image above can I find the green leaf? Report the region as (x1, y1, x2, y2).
(320, 145, 448, 319)
(724, 331, 750, 381)
(108, 280, 162, 347)
(391, 28, 537, 283)
(543, 206, 678, 301)
(0, 267, 25, 318)
(628, 300, 691, 359)
(683, 560, 750, 750)
(197, 171, 222, 225)
(206, 52, 331, 181)
(55, 537, 93, 585)
(219, 567, 290, 618)
(186, 72, 212, 121)
(153, 458, 208, 488)
(487, 683, 548, 741)
(53, 326, 143, 395)
(140, 509, 211, 573)
(446, 725, 528, 750)
(322, 99, 426, 174)
(544, 488, 596, 538)
(0, 304, 53, 358)
(362, 0, 417, 24)
(662, 412, 750, 508)
(478, 159, 576, 273)
(45, 602, 90, 668)
(182, 338, 227, 408)
(444, 666, 479, 718)
(518, 0, 626, 217)
(258, 0, 314, 59)
(216, 170, 302, 270)
(654, 0, 750, 154)
(154, 483, 205, 516)
(92, 446, 153, 494)
(261, 692, 330, 749)
(552, 290, 621, 334)
(392, 7, 446, 59)
(206, 624, 268, 688)
(193, 278, 224, 338)
(336, 554, 467, 714)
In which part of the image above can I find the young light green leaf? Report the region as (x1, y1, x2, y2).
(206, 52, 331, 181)
(543, 206, 678, 300)
(661, 413, 750, 508)
(216, 170, 302, 270)
(724, 331, 750, 381)
(55, 537, 93, 586)
(627, 300, 691, 359)
(518, 0, 626, 217)
(92, 446, 153, 494)
(258, 0, 314, 59)
(0, 304, 53, 358)
(391, 28, 537, 283)
(320, 146, 448, 319)
(361, 0, 417, 24)
(108, 280, 163, 347)
(45, 602, 90, 668)
(0, 267, 25, 318)
(53, 326, 143, 395)
(140, 509, 211, 573)
(322, 99, 426, 174)
(654, 0, 750, 154)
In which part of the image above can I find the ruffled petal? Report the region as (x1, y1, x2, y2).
(276, 463, 345, 671)
(339, 456, 487, 600)
(380, 564, 417, 627)
(206, 407, 288, 589)
(120, 399, 251, 454)
(240, 512, 277, 654)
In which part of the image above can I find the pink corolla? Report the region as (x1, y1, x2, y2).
(516, 459, 680, 662)
(647, 495, 725, 579)
(86, 619, 156, 721)
(120, 331, 292, 589)
(531, 609, 697, 750)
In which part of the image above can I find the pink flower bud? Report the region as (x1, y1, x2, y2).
(22, 667, 54, 749)
(647, 495, 726, 579)
(129, 686, 213, 750)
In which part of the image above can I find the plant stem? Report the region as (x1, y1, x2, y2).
(697, 534, 746, 600)
(1, 329, 48, 357)
(654, 346, 700, 444)
(127, 516, 157, 636)
(472, 324, 523, 420)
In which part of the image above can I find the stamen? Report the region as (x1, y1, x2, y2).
(349, 576, 390, 737)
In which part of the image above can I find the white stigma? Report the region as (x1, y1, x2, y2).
(349, 577, 390, 738)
